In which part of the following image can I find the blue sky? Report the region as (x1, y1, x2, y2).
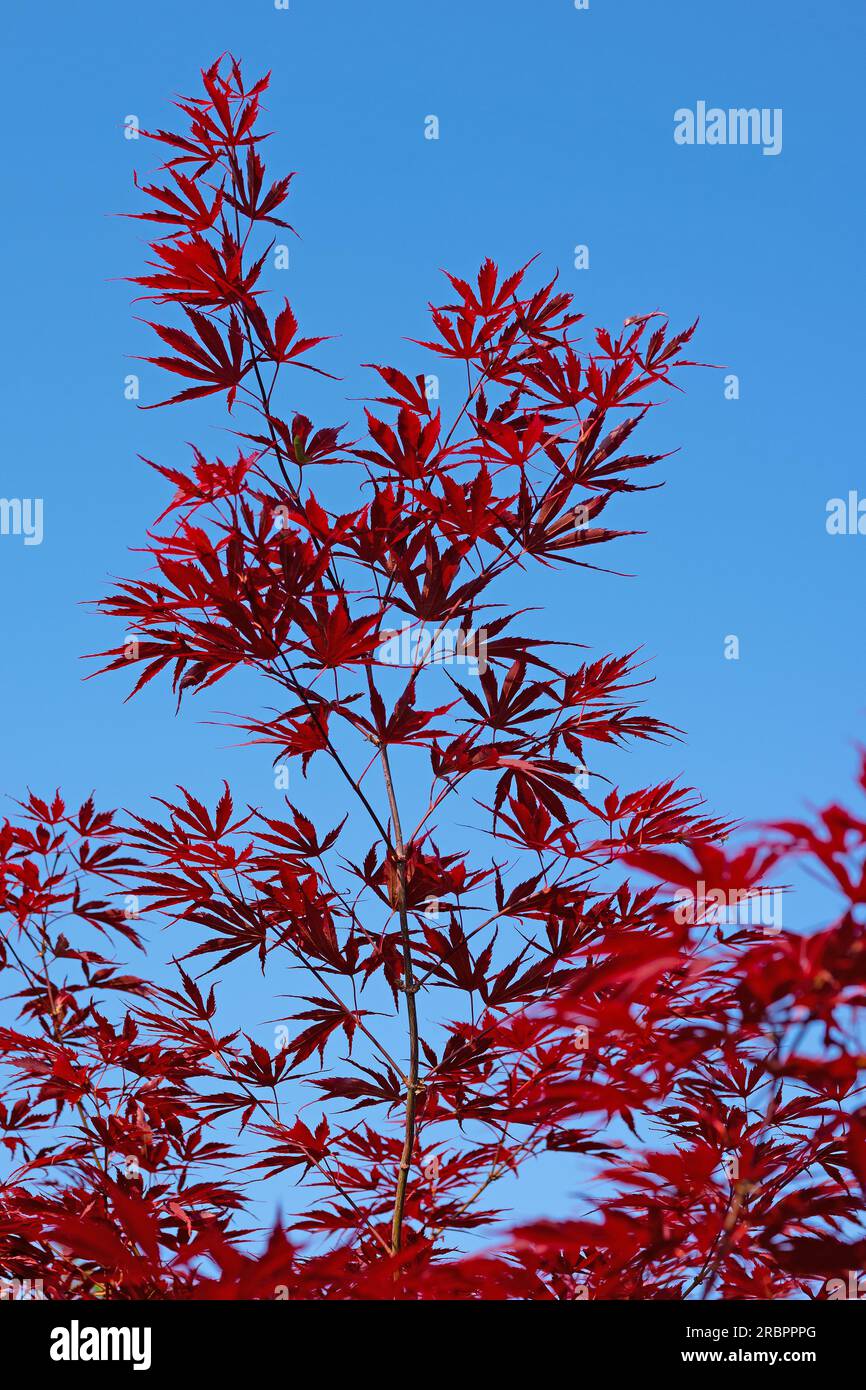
(2, 0, 864, 1233)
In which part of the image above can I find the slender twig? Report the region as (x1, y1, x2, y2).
(365, 668, 420, 1255)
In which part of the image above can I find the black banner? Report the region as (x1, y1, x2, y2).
(4, 1296, 861, 1378)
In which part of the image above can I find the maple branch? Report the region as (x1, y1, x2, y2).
(222, 143, 422, 1257)
(366, 673, 420, 1256)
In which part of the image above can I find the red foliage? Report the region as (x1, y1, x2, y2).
(1, 56, 864, 1301)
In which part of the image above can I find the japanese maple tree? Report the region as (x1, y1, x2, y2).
(1, 56, 864, 1301)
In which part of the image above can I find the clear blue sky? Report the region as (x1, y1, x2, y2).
(2, 0, 864, 1232)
